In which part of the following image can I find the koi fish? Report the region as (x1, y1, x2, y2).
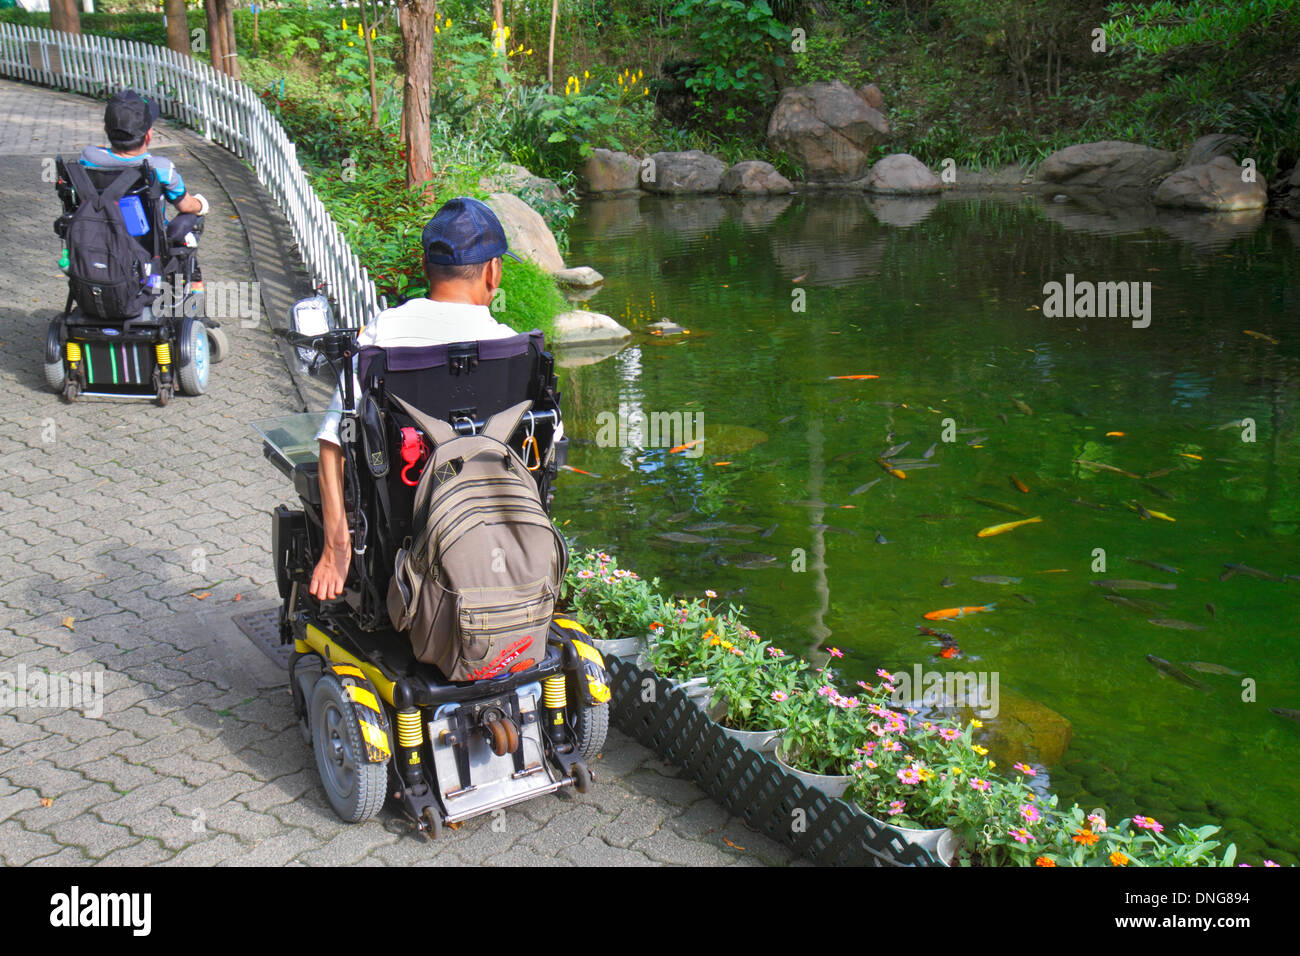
(1145, 655, 1209, 690)
(1243, 329, 1279, 344)
(1074, 459, 1140, 479)
(669, 439, 703, 454)
(1011, 397, 1034, 416)
(560, 465, 602, 477)
(1178, 453, 1203, 461)
(829, 374, 879, 380)
(876, 458, 906, 479)
(976, 516, 1042, 538)
(924, 604, 996, 621)
(918, 625, 956, 640)
(1106, 431, 1125, 437)
(938, 645, 961, 659)
(1010, 474, 1029, 494)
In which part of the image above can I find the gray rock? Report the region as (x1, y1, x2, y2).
(1039, 141, 1179, 188)
(553, 310, 632, 345)
(865, 153, 942, 195)
(720, 160, 793, 194)
(642, 150, 727, 194)
(1154, 156, 1268, 210)
(766, 81, 890, 182)
(1182, 133, 1247, 169)
(484, 192, 565, 273)
(553, 266, 605, 291)
(580, 148, 642, 193)
(858, 83, 884, 111)
(479, 163, 563, 202)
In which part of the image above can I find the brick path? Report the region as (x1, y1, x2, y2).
(0, 79, 799, 866)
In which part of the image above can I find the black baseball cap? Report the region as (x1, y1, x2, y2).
(421, 197, 522, 266)
(105, 89, 160, 143)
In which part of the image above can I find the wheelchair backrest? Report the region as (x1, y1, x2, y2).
(356, 331, 561, 571)
(56, 157, 166, 258)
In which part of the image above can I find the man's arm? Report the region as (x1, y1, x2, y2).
(309, 438, 351, 600)
(174, 192, 206, 215)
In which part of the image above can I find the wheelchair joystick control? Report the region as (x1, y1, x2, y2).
(399, 426, 429, 486)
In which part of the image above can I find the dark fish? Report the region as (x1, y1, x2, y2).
(727, 553, 778, 569)
(1270, 707, 1300, 722)
(658, 532, 707, 544)
(875, 532, 889, 544)
(1105, 595, 1169, 613)
(1013, 593, 1036, 605)
(828, 395, 854, 406)
(1011, 397, 1034, 416)
(1145, 655, 1209, 690)
(1065, 404, 1087, 418)
(1148, 618, 1207, 631)
(1141, 483, 1175, 500)
(966, 496, 1028, 516)
(970, 575, 1022, 585)
(667, 512, 692, 523)
(956, 427, 985, 434)
(883, 460, 940, 470)
(1206, 602, 1216, 620)
(724, 524, 765, 535)
(966, 435, 989, 445)
(1220, 568, 1238, 582)
(832, 450, 864, 462)
(922, 443, 937, 459)
(850, 479, 882, 496)
(1069, 497, 1111, 511)
(684, 522, 727, 532)
(1182, 662, 1241, 676)
(1092, 579, 1178, 591)
(1131, 501, 1154, 520)
(1223, 563, 1284, 582)
(915, 513, 957, 520)
(997, 412, 1008, 425)
(940, 576, 955, 588)
(1144, 467, 1178, 479)
(918, 625, 956, 641)
(777, 415, 796, 425)
(880, 441, 910, 458)
(1125, 557, 1181, 575)
(760, 524, 778, 538)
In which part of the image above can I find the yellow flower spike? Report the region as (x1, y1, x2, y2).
(584, 70, 590, 79)
(348, 41, 354, 46)
(445, 18, 451, 29)
(357, 23, 363, 37)
(643, 88, 649, 96)
(435, 25, 439, 33)
(341, 17, 347, 30)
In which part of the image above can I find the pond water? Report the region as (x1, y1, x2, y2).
(554, 190, 1300, 864)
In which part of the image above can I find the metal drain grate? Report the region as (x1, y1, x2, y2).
(234, 607, 291, 669)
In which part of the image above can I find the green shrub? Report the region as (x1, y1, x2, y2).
(494, 257, 564, 344)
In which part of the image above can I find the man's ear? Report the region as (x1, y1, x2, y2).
(143, 129, 154, 149)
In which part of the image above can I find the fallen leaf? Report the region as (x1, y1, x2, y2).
(193, 592, 211, 600)
(233, 594, 243, 602)
(723, 837, 745, 850)
(40, 797, 54, 808)
(61, 617, 75, 631)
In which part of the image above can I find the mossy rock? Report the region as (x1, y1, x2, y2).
(966, 691, 1073, 767)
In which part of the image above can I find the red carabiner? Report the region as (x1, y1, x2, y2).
(399, 426, 428, 486)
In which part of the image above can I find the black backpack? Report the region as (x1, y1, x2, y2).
(60, 161, 160, 319)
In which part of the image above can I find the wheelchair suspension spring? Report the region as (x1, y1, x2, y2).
(543, 675, 567, 709)
(154, 342, 172, 369)
(395, 708, 424, 748)
(65, 341, 82, 363)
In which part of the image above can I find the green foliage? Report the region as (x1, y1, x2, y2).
(791, 28, 870, 86)
(1233, 79, 1300, 181)
(494, 257, 565, 343)
(1105, 0, 1300, 55)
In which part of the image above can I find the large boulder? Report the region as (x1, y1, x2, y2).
(552, 310, 631, 346)
(767, 81, 890, 182)
(1182, 133, 1247, 169)
(1039, 141, 1179, 188)
(484, 192, 565, 273)
(865, 153, 942, 195)
(642, 150, 727, 194)
(720, 160, 794, 194)
(479, 163, 562, 202)
(964, 692, 1073, 768)
(580, 148, 641, 193)
(1154, 156, 1268, 211)
(858, 83, 884, 111)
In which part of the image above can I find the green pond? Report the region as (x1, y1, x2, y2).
(551, 190, 1300, 864)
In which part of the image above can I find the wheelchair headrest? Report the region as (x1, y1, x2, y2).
(359, 330, 543, 374)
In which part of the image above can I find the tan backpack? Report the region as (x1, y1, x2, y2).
(386, 395, 568, 681)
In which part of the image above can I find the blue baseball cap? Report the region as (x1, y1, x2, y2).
(421, 197, 522, 266)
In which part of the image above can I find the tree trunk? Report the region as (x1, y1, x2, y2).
(164, 0, 190, 57)
(221, 0, 239, 79)
(205, 0, 227, 73)
(547, 0, 558, 92)
(399, 0, 439, 198)
(50, 0, 82, 35)
(361, 0, 381, 128)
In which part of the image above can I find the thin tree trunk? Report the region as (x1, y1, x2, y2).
(547, 0, 558, 92)
(399, 0, 439, 197)
(360, 0, 380, 128)
(164, 0, 190, 57)
(51, 0, 82, 35)
(205, 0, 227, 74)
(220, 0, 239, 79)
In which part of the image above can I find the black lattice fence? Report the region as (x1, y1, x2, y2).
(607, 655, 941, 867)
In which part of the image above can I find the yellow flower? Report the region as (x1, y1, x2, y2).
(348, 41, 354, 47)
(971, 744, 989, 756)
(643, 88, 649, 96)
(435, 25, 440, 33)
(949, 766, 963, 775)
(357, 23, 363, 38)
(526, 49, 533, 55)
(917, 767, 935, 781)
(445, 18, 452, 29)
(971, 719, 984, 728)
(721, 641, 734, 650)
(341, 17, 347, 29)
(584, 70, 590, 79)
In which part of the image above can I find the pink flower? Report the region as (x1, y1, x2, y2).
(577, 569, 595, 578)
(882, 740, 902, 752)
(705, 589, 717, 598)
(897, 767, 920, 785)
(877, 669, 894, 681)
(770, 691, 788, 702)
(889, 800, 906, 815)
(1265, 861, 1279, 867)
(865, 759, 878, 770)
(817, 684, 836, 698)
(1013, 761, 1037, 777)
(1087, 813, 1107, 833)
(850, 760, 863, 771)
(863, 742, 877, 756)
(829, 647, 844, 658)
(1020, 804, 1041, 824)
(766, 647, 785, 657)
(1133, 816, 1164, 834)
(970, 778, 991, 792)
(598, 552, 611, 563)
(857, 680, 872, 691)
(1009, 828, 1031, 844)
(939, 728, 961, 742)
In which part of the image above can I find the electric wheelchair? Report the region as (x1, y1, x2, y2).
(254, 296, 607, 837)
(46, 156, 228, 405)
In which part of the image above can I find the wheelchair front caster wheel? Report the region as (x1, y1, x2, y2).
(62, 380, 78, 403)
(571, 763, 591, 794)
(156, 385, 172, 407)
(421, 806, 442, 841)
(487, 717, 519, 757)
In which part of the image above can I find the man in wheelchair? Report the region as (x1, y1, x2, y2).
(260, 198, 600, 834)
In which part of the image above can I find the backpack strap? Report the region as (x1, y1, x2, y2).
(62, 161, 101, 210)
(481, 400, 533, 445)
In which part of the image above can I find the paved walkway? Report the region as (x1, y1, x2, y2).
(0, 79, 799, 866)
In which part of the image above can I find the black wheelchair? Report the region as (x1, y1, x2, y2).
(254, 296, 607, 836)
(47, 156, 227, 405)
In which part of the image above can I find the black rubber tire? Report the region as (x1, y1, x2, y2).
(177, 317, 210, 396)
(310, 674, 387, 823)
(422, 806, 443, 841)
(566, 672, 609, 762)
(571, 762, 591, 794)
(62, 380, 79, 403)
(206, 326, 230, 364)
(44, 319, 65, 393)
(487, 718, 510, 757)
(156, 385, 171, 407)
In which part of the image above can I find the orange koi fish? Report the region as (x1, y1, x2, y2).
(828, 374, 879, 380)
(924, 604, 996, 621)
(669, 439, 703, 454)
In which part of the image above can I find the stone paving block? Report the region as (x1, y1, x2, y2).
(0, 820, 67, 865)
(1, 758, 92, 798)
(94, 838, 176, 866)
(201, 800, 294, 842)
(236, 768, 317, 813)
(95, 779, 193, 826)
(120, 806, 210, 852)
(75, 753, 169, 792)
(0, 713, 53, 749)
(15, 781, 119, 828)
(514, 803, 607, 853)
(621, 767, 709, 808)
(29, 845, 95, 866)
(598, 799, 671, 849)
(161, 770, 262, 815)
(114, 726, 207, 765)
(632, 826, 738, 866)
(559, 838, 659, 866)
(49, 815, 141, 859)
(297, 824, 400, 867)
(159, 833, 247, 867)
(214, 827, 318, 867)
(0, 785, 43, 823)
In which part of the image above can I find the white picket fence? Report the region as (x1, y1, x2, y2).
(0, 21, 385, 329)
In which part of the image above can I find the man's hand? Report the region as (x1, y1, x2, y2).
(310, 438, 350, 601)
(176, 192, 207, 216)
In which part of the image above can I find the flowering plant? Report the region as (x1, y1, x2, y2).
(776, 669, 872, 776)
(562, 550, 665, 641)
(708, 633, 807, 731)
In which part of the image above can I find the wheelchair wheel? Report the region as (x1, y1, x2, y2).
(44, 319, 65, 393)
(310, 674, 387, 823)
(566, 671, 609, 763)
(177, 317, 210, 396)
(206, 326, 230, 365)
